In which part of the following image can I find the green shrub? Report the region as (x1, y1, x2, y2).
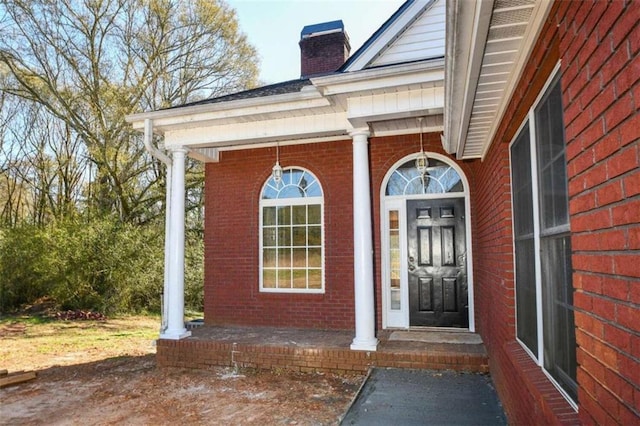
(0, 217, 203, 315)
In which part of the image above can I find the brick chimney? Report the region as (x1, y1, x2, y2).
(299, 20, 351, 78)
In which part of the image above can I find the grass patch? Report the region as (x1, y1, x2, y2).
(0, 315, 163, 371)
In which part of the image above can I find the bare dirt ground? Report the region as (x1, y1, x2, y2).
(0, 317, 364, 425)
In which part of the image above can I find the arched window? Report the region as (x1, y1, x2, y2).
(260, 168, 324, 293)
(386, 157, 464, 196)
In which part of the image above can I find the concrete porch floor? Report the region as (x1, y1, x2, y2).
(156, 325, 489, 374)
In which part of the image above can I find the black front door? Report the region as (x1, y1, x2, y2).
(407, 198, 468, 327)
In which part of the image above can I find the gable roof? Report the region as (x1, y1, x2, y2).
(342, 0, 443, 72)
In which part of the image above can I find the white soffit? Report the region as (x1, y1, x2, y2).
(444, 0, 553, 159)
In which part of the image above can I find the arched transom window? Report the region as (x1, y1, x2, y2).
(260, 168, 324, 293)
(386, 157, 464, 196)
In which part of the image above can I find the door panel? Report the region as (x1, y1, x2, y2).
(408, 198, 468, 327)
(418, 277, 434, 311)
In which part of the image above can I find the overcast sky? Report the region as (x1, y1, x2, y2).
(225, 0, 406, 84)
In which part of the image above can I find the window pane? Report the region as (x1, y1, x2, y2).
(277, 206, 291, 225)
(535, 79, 566, 167)
(292, 248, 306, 267)
(278, 248, 291, 267)
(308, 269, 322, 289)
(305, 181, 322, 197)
(278, 227, 291, 246)
(292, 269, 307, 289)
(308, 248, 321, 267)
(390, 289, 401, 310)
(511, 123, 534, 238)
(263, 270, 276, 288)
(289, 169, 304, 186)
(277, 269, 291, 288)
(540, 156, 569, 230)
(263, 207, 276, 226)
(308, 205, 321, 224)
(262, 185, 278, 200)
(308, 226, 321, 246)
(389, 210, 399, 229)
(542, 234, 577, 400)
(292, 205, 306, 224)
(515, 238, 538, 355)
(263, 249, 276, 267)
(279, 185, 303, 198)
(536, 76, 569, 231)
(292, 226, 307, 246)
(263, 228, 277, 247)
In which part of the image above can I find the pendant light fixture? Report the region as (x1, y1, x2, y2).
(415, 117, 428, 175)
(272, 141, 283, 185)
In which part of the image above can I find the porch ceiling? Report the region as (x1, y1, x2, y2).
(443, 0, 553, 160)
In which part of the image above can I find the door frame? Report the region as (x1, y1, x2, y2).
(380, 152, 475, 331)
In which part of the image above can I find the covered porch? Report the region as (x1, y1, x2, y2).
(156, 325, 489, 374)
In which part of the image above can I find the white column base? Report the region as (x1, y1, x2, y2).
(350, 337, 379, 351)
(160, 329, 192, 340)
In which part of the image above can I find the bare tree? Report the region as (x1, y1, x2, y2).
(0, 0, 258, 223)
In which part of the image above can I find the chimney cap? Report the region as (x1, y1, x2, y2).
(300, 20, 345, 40)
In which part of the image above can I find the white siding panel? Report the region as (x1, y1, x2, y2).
(370, 1, 445, 67)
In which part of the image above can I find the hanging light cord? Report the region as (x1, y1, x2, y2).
(272, 141, 283, 185)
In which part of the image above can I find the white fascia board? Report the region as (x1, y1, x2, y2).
(313, 59, 444, 96)
(479, 0, 553, 160)
(126, 86, 327, 132)
(443, 0, 494, 157)
(344, 0, 435, 72)
(162, 111, 350, 148)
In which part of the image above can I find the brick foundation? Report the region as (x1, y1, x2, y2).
(156, 329, 489, 374)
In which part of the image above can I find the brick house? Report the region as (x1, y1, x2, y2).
(127, 0, 639, 423)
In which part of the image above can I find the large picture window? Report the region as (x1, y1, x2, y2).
(260, 168, 323, 293)
(510, 70, 577, 403)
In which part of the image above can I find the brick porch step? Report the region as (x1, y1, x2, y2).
(156, 326, 489, 373)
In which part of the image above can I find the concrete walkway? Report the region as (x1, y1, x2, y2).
(341, 368, 507, 425)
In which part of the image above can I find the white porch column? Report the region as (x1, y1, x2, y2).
(161, 146, 191, 340)
(350, 129, 378, 351)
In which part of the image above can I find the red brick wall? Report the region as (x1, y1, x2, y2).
(560, 1, 639, 424)
(472, 0, 639, 424)
(203, 132, 466, 331)
(204, 141, 355, 329)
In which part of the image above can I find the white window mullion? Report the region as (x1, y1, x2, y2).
(528, 109, 544, 367)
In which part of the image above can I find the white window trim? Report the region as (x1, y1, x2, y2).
(509, 61, 577, 410)
(380, 152, 474, 331)
(259, 167, 325, 294)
